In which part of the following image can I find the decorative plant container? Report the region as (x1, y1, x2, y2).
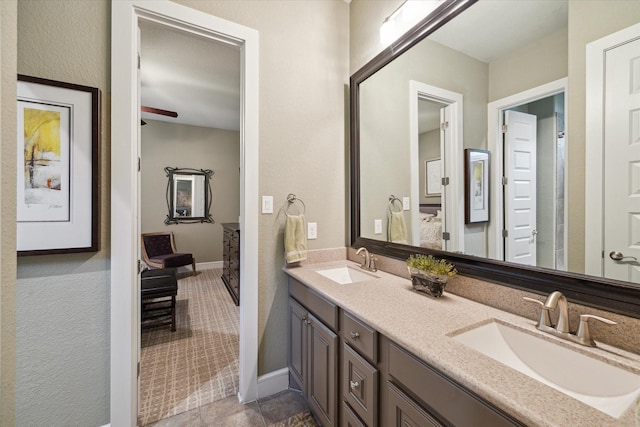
(406, 254, 457, 298)
(408, 268, 449, 298)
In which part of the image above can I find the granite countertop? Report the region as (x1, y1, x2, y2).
(284, 260, 640, 427)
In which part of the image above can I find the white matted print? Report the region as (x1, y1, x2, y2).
(465, 149, 490, 224)
(17, 75, 99, 255)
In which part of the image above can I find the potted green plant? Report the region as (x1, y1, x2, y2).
(406, 254, 457, 298)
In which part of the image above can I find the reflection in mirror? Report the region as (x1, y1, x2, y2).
(164, 167, 214, 224)
(351, 0, 640, 317)
(356, 0, 640, 286)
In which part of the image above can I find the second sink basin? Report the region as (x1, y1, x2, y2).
(315, 266, 379, 284)
(452, 320, 640, 418)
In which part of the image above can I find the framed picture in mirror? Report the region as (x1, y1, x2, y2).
(464, 149, 489, 224)
(425, 158, 442, 196)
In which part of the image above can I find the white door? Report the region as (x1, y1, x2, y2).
(439, 105, 450, 251)
(603, 36, 640, 282)
(504, 110, 537, 265)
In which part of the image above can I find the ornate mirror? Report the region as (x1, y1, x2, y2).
(164, 167, 214, 224)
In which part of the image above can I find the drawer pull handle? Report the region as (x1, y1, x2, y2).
(350, 331, 360, 340)
(350, 380, 360, 390)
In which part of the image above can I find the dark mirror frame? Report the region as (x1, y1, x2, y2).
(164, 166, 214, 225)
(349, 0, 640, 318)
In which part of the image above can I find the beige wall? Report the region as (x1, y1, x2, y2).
(488, 28, 568, 102)
(1, 1, 17, 425)
(7, 0, 349, 424)
(359, 37, 488, 246)
(173, 0, 349, 376)
(15, 1, 110, 425)
(141, 120, 240, 264)
(419, 129, 440, 205)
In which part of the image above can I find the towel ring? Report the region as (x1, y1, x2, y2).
(388, 195, 403, 214)
(286, 193, 306, 216)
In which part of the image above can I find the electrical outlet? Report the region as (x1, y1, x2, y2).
(403, 197, 410, 210)
(308, 222, 318, 239)
(262, 196, 273, 214)
(374, 219, 382, 234)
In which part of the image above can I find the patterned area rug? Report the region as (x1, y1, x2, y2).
(139, 269, 239, 426)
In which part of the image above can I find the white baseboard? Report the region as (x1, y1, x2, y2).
(256, 367, 289, 400)
(197, 261, 223, 270)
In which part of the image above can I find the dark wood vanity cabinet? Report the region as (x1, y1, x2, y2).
(221, 223, 240, 305)
(287, 277, 524, 427)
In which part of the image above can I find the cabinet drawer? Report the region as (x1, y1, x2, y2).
(388, 342, 523, 427)
(386, 381, 442, 427)
(343, 343, 378, 427)
(289, 278, 338, 331)
(341, 311, 377, 363)
(342, 401, 366, 427)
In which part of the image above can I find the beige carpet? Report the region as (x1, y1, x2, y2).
(139, 268, 239, 426)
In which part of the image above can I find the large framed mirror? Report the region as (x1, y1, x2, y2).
(165, 167, 214, 224)
(350, 0, 640, 318)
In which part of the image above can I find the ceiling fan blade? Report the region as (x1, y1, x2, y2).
(141, 106, 178, 118)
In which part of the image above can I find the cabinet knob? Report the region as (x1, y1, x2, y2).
(350, 380, 360, 390)
(350, 331, 360, 340)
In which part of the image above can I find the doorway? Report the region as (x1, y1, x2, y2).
(409, 81, 464, 253)
(137, 18, 242, 425)
(487, 78, 568, 267)
(585, 23, 640, 282)
(111, 2, 259, 425)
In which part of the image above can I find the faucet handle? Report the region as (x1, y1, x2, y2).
(576, 314, 617, 346)
(369, 256, 378, 272)
(523, 297, 553, 328)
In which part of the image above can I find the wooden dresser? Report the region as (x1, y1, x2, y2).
(221, 222, 240, 305)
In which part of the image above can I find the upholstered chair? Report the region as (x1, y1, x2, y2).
(141, 231, 196, 273)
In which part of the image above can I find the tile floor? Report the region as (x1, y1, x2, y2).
(143, 389, 320, 427)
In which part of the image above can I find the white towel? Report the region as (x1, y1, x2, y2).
(388, 211, 408, 244)
(285, 214, 307, 263)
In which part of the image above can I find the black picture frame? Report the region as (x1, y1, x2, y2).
(464, 149, 490, 224)
(17, 74, 100, 255)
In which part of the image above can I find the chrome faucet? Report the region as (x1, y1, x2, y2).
(543, 291, 570, 333)
(356, 247, 377, 272)
(524, 291, 616, 347)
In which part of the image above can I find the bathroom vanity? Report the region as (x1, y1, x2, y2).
(285, 260, 640, 427)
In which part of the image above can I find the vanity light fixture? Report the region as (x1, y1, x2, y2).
(380, 0, 444, 45)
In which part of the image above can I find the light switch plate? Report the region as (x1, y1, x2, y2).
(308, 222, 317, 239)
(262, 196, 273, 214)
(403, 197, 410, 210)
(374, 219, 382, 234)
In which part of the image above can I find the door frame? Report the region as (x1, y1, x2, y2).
(487, 78, 568, 261)
(585, 23, 640, 277)
(409, 81, 463, 252)
(111, 1, 259, 425)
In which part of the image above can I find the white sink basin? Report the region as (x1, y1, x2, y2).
(315, 266, 379, 284)
(452, 320, 640, 418)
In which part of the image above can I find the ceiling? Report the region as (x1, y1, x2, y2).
(418, 0, 568, 131)
(139, 20, 241, 131)
(139, 1, 567, 133)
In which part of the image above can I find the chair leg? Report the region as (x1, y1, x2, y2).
(171, 295, 176, 332)
(192, 258, 196, 274)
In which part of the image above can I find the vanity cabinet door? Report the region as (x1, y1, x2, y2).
(288, 298, 308, 391)
(289, 298, 339, 426)
(342, 401, 366, 427)
(308, 312, 339, 427)
(386, 382, 442, 427)
(343, 343, 378, 426)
